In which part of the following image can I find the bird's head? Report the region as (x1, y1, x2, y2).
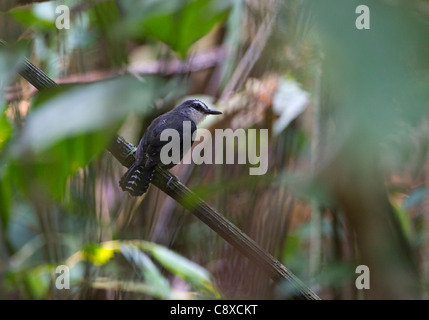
(176, 99, 222, 124)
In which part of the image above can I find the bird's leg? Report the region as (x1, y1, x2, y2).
(126, 147, 137, 158)
(166, 174, 179, 187)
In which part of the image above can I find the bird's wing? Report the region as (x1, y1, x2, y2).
(139, 114, 196, 167)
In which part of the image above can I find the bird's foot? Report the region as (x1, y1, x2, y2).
(166, 174, 179, 187)
(125, 147, 137, 159)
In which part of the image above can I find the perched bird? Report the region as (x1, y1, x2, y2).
(120, 99, 222, 196)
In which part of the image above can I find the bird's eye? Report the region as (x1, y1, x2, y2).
(192, 103, 205, 112)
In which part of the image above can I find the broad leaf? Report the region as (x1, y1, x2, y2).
(117, 0, 232, 57)
(120, 244, 171, 299)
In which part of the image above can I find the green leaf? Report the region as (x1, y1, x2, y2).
(6, 265, 53, 299)
(120, 245, 171, 299)
(7, 76, 177, 198)
(23, 265, 52, 299)
(0, 105, 14, 231)
(82, 243, 116, 266)
(0, 108, 12, 151)
(393, 205, 412, 238)
(118, 0, 232, 57)
(141, 242, 213, 288)
(0, 164, 12, 231)
(11, 77, 154, 155)
(8, 7, 55, 31)
(67, 240, 220, 298)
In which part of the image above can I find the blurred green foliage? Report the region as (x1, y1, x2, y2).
(1, 0, 429, 300)
(304, 0, 429, 159)
(9, 6, 55, 30)
(4, 76, 180, 201)
(70, 241, 219, 299)
(116, 0, 232, 57)
(0, 0, 230, 300)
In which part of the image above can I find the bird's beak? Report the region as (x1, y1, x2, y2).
(206, 109, 222, 115)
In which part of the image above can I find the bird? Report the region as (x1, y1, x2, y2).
(119, 99, 222, 196)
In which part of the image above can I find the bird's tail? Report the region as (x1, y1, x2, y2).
(119, 163, 155, 196)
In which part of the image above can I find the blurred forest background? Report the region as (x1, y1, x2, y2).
(1, 0, 429, 300)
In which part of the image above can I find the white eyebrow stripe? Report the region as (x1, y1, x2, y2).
(195, 101, 206, 110)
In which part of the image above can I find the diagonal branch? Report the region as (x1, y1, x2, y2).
(109, 135, 320, 300)
(4, 40, 320, 300)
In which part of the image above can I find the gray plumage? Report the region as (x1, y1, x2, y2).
(120, 99, 222, 196)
